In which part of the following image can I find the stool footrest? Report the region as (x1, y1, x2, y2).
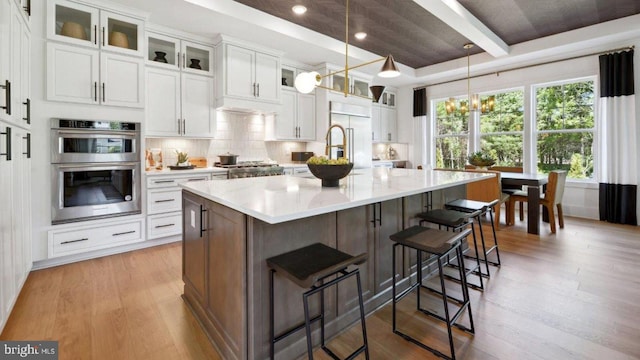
(273, 313, 322, 343)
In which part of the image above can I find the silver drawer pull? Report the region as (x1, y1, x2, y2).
(155, 223, 175, 228)
(61, 238, 89, 245)
(187, 178, 207, 182)
(113, 230, 136, 237)
(153, 180, 175, 184)
(155, 199, 175, 203)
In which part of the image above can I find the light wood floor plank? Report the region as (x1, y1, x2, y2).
(2, 216, 640, 359)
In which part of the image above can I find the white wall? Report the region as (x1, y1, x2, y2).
(398, 37, 640, 220)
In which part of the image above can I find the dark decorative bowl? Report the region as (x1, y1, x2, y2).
(307, 163, 354, 187)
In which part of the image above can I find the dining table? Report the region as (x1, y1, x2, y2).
(500, 172, 548, 235)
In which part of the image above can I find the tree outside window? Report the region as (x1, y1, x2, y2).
(434, 100, 468, 169)
(535, 80, 595, 179)
(479, 90, 524, 166)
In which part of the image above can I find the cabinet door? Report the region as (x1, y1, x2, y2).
(0, 0, 10, 123)
(0, 123, 14, 326)
(182, 73, 215, 137)
(225, 44, 254, 99)
(20, 19, 29, 127)
(297, 93, 315, 140)
(100, 52, 144, 108)
(47, 0, 99, 49)
(205, 199, 247, 360)
(18, 130, 31, 278)
(181, 40, 214, 76)
(182, 193, 207, 302)
(254, 51, 280, 103)
(371, 104, 381, 142)
(336, 205, 374, 315)
(46, 42, 99, 104)
(10, 6, 21, 124)
(275, 89, 296, 139)
(145, 67, 180, 136)
(381, 107, 397, 142)
(99, 10, 143, 57)
(146, 32, 180, 69)
(374, 199, 402, 293)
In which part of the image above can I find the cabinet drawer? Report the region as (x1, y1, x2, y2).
(147, 189, 182, 214)
(147, 174, 211, 188)
(49, 219, 143, 257)
(147, 212, 182, 239)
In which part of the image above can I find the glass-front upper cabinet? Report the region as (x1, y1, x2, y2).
(281, 66, 295, 89)
(329, 71, 370, 97)
(382, 91, 396, 107)
(146, 31, 213, 76)
(47, 0, 144, 57)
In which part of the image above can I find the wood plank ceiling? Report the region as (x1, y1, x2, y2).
(233, 0, 640, 69)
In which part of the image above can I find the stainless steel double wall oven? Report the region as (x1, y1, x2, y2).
(51, 119, 141, 224)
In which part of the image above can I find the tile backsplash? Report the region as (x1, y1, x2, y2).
(146, 111, 307, 167)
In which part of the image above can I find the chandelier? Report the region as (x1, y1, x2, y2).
(445, 43, 495, 115)
(293, 0, 400, 102)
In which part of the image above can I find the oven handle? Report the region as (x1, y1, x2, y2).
(54, 161, 140, 169)
(53, 129, 138, 138)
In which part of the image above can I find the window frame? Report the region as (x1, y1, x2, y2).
(532, 76, 598, 183)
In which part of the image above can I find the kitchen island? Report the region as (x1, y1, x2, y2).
(179, 168, 492, 360)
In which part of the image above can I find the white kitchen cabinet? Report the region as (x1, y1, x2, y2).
(330, 71, 371, 97)
(146, 31, 214, 76)
(45, 43, 144, 107)
(223, 44, 279, 103)
(272, 89, 315, 141)
(145, 67, 215, 137)
(1, 0, 29, 127)
(47, 0, 144, 57)
(49, 218, 144, 258)
(0, 122, 32, 333)
(47, 42, 144, 107)
(372, 88, 397, 143)
(0, 0, 10, 124)
(215, 38, 281, 112)
(145, 172, 216, 239)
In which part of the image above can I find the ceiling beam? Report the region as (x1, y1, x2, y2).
(412, 0, 510, 57)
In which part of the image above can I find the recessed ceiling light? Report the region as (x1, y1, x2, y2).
(354, 32, 367, 40)
(292, 5, 307, 15)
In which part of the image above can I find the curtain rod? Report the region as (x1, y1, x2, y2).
(414, 45, 635, 90)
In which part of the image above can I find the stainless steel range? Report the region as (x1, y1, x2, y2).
(50, 119, 142, 224)
(215, 161, 284, 179)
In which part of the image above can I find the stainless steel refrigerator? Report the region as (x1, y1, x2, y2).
(329, 102, 372, 169)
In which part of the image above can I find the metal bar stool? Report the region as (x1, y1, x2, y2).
(390, 226, 474, 360)
(266, 243, 369, 360)
(445, 199, 502, 276)
(416, 208, 485, 291)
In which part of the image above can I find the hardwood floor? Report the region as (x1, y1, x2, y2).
(2, 216, 640, 359)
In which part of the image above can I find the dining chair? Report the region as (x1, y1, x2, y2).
(507, 170, 567, 233)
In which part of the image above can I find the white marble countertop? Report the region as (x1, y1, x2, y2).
(180, 168, 493, 224)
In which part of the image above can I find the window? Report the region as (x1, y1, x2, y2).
(434, 99, 468, 169)
(479, 90, 524, 166)
(535, 79, 595, 179)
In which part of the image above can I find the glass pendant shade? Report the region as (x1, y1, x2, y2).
(294, 71, 321, 94)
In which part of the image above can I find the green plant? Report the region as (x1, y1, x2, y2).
(175, 150, 189, 165)
(467, 151, 495, 167)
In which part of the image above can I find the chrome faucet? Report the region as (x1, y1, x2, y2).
(325, 124, 347, 159)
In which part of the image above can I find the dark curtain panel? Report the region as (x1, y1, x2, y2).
(598, 49, 637, 225)
(413, 88, 426, 117)
(600, 50, 634, 97)
(599, 184, 637, 225)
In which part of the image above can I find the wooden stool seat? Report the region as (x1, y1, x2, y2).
(267, 243, 370, 360)
(267, 243, 367, 289)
